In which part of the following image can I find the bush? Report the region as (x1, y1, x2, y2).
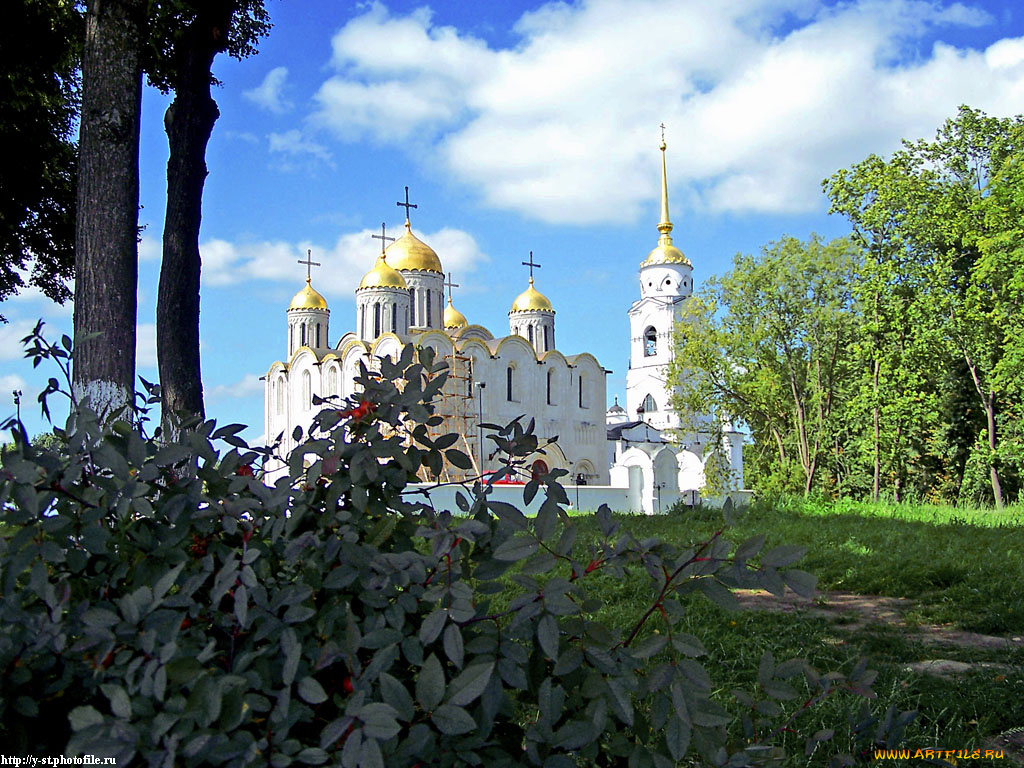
(0, 338, 912, 766)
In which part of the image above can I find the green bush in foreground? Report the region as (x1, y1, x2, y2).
(0, 336, 913, 766)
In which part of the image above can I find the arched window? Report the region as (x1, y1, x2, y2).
(544, 325, 550, 351)
(360, 304, 365, 338)
(546, 368, 555, 405)
(644, 326, 657, 357)
(302, 370, 311, 409)
(506, 366, 514, 402)
(578, 373, 585, 407)
(327, 367, 338, 397)
(391, 302, 397, 333)
(300, 323, 307, 347)
(316, 323, 321, 348)
(642, 393, 658, 412)
(467, 358, 474, 396)
(528, 325, 534, 345)
(531, 460, 548, 481)
(373, 302, 381, 337)
(276, 378, 284, 414)
(426, 291, 432, 327)
(410, 288, 416, 325)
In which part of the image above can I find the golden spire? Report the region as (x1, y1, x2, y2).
(657, 122, 673, 245)
(640, 124, 690, 268)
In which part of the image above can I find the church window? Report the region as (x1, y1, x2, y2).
(302, 371, 311, 409)
(410, 288, 416, 325)
(391, 302, 397, 333)
(528, 325, 534, 344)
(360, 305, 365, 338)
(578, 374, 587, 408)
(644, 326, 657, 357)
(327, 367, 338, 397)
(544, 325, 550, 351)
(546, 368, 555, 405)
(506, 366, 514, 402)
(373, 303, 381, 337)
(468, 358, 474, 396)
(276, 379, 284, 414)
(426, 291, 432, 327)
(642, 393, 658, 412)
(316, 323, 321, 348)
(300, 323, 306, 347)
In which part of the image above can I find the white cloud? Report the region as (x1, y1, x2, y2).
(139, 235, 161, 262)
(207, 372, 264, 402)
(0, 374, 27, 407)
(0, 319, 39, 361)
(136, 323, 157, 370)
(198, 225, 488, 297)
(244, 66, 293, 113)
(310, 0, 1024, 222)
(268, 129, 332, 161)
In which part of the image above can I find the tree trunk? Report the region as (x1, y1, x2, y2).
(986, 395, 1004, 509)
(157, 2, 235, 438)
(872, 359, 880, 503)
(73, 0, 144, 421)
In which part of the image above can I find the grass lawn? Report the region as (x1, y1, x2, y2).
(534, 498, 1024, 765)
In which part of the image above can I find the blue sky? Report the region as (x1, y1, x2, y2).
(3, 0, 1024, 442)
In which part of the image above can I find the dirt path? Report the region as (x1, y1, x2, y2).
(733, 589, 1024, 653)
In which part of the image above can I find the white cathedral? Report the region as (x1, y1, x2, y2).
(263, 136, 744, 508)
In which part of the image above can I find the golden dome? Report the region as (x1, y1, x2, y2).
(444, 297, 468, 329)
(289, 280, 328, 311)
(642, 242, 691, 267)
(385, 221, 442, 273)
(510, 277, 554, 313)
(358, 254, 408, 290)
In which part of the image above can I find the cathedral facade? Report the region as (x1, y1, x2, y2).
(263, 210, 609, 485)
(263, 135, 743, 503)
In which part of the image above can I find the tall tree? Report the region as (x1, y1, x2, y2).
(146, 1, 269, 438)
(0, 0, 82, 321)
(669, 236, 860, 496)
(827, 107, 1024, 507)
(72, 0, 146, 419)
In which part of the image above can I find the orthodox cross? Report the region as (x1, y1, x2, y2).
(444, 273, 460, 301)
(659, 122, 666, 143)
(297, 249, 320, 282)
(396, 186, 418, 223)
(371, 222, 396, 254)
(522, 251, 541, 280)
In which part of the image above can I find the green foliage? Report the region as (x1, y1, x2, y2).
(0, 339, 910, 766)
(668, 235, 860, 497)
(0, 0, 81, 317)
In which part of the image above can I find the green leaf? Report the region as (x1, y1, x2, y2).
(296, 747, 329, 765)
(69, 705, 104, 731)
(783, 569, 817, 597)
(666, 714, 692, 761)
(379, 673, 415, 722)
(445, 449, 474, 470)
(630, 633, 668, 659)
(298, 676, 328, 704)
(443, 623, 464, 669)
(553, 719, 595, 750)
(431, 703, 476, 735)
(101, 683, 132, 719)
(419, 608, 447, 645)
(537, 614, 559, 661)
(493, 533, 539, 561)
(447, 661, 494, 707)
(281, 627, 300, 686)
(416, 654, 445, 711)
(762, 544, 806, 568)
(357, 702, 401, 740)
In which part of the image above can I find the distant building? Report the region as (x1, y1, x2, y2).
(264, 133, 743, 507)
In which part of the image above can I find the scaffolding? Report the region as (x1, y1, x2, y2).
(417, 351, 480, 483)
